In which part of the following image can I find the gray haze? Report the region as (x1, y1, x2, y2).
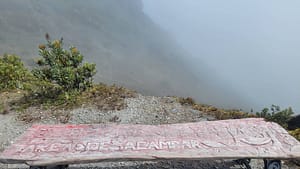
(143, 0, 300, 113)
(0, 0, 250, 111)
(2, 0, 298, 113)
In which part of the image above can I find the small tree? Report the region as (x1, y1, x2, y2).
(0, 54, 34, 90)
(32, 36, 96, 92)
(256, 105, 294, 129)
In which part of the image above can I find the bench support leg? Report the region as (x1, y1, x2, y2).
(29, 165, 68, 169)
(29, 167, 46, 169)
(234, 158, 251, 169)
(263, 159, 281, 169)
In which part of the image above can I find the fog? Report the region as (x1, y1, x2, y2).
(0, 0, 299, 114)
(143, 0, 300, 113)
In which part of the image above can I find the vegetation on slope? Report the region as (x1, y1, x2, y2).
(33, 35, 96, 92)
(178, 97, 255, 120)
(0, 54, 36, 91)
(178, 97, 299, 141)
(256, 105, 294, 129)
(0, 36, 136, 122)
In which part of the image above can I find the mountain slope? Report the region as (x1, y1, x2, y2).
(0, 0, 248, 109)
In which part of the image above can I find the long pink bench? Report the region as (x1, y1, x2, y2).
(0, 118, 299, 169)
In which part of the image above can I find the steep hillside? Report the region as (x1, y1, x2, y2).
(0, 0, 248, 108)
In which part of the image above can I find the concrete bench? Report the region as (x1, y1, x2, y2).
(0, 118, 299, 169)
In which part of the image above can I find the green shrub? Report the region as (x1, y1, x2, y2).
(289, 129, 300, 141)
(178, 97, 196, 106)
(11, 84, 77, 111)
(32, 36, 96, 92)
(4, 36, 98, 110)
(191, 102, 255, 120)
(288, 115, 300, 130)
(0, 54, 34, 90)
(256, 105, 294, 129)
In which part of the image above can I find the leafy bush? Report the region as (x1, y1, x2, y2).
(32, 36, 96, 92)
(178, 97, 196, 106)
(288, 115, 300, 130)
(212, 109, 255, 120)
(289, 129, 300, 141)
(256, 105, 294, 129)
(13, 87, 78, 110)
(1, 36, 98, 110)
(191, 102, 255, 120)
(0, 54, 34, 90)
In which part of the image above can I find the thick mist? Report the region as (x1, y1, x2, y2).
(1, 0, 298, 113)
(0, 0, 252, 111)
(143, 0, 300, 113)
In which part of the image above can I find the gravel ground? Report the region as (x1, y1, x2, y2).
(0, 94, 298, 169)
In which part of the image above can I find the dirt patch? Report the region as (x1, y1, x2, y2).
(9, 84, 136, 124)
(17, 107, 71, 124)
(0, 90, 25, 114)
(80, 84, 137, 111)
(69, 95, 210, 125)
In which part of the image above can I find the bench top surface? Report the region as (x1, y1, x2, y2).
(0, 118, 300, 166)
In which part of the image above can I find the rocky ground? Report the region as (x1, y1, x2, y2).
(0, 94, 298, 169)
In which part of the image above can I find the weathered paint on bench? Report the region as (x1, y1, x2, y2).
(0, 118, 299, 166)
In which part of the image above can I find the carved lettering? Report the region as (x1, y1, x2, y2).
(182, 140, 192, 149)
(169, 141, 180, 149)
(190, 140, 202, 149)
(148, 141, 160, 150)
(159, 141, 170, 149)
(136, 141, 148, 150)
(48, 143, 60, 152)
(2, 119, 299, 162)
(16, 139, 251, 153)
(124, 142, 136, 150)
(99, 142, 109, 151)
(86, 142, 100, 151)
(74, 143, 86, 151)
(61, 143, 72, 152)
(21, 145, 35, 153)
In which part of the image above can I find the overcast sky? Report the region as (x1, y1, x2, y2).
(143, 0, 300, 113)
